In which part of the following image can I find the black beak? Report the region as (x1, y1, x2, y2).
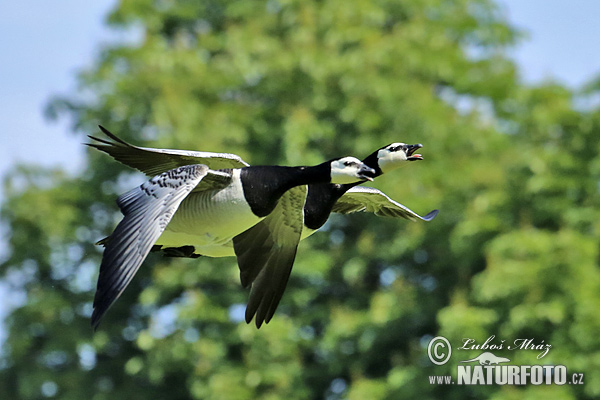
(405, 143, 423, 161)
(358, 165, 376, 181)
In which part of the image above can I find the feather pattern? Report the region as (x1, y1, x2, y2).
(332, 186, 438, 221)
(91, 164, 209, 328)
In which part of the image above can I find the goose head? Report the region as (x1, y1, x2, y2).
(329, 156, 376, 184)
(363, 143, 424, 175)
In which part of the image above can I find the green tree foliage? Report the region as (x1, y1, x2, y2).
(1, 0, 599, 398)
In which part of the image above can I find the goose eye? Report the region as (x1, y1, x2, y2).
(343, 161, 356, 167)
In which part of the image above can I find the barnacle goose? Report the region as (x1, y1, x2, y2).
(90, 128, 374, 328)
(89, 128, 437, 327)
(234, 143, 438, 327)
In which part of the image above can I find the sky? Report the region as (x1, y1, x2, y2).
(0, 0, 599, 341)
(0, 1, 117, 183)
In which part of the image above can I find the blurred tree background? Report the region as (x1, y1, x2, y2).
(1, 0, 599, 398)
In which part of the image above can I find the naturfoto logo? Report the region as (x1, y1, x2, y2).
(460, 352, 510, 365)
(426, 336, 585, 386)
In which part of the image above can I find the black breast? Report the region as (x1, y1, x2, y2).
(240, 166, 294, 217)
(303, 184, 348, 230)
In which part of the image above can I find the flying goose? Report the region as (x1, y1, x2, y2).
(234, 143, 438, 327)
(89, 128, 437, 327)
(90, 138, 374, 328)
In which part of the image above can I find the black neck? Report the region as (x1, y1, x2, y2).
(303, 183, 351, 230)
(303, 149, 383, 230)
(361, 151, 384, 177)
(241, 163, 332, 217)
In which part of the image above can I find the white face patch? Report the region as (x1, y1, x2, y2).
(330, 156, 368, 184)
(377, 143, 408, 173)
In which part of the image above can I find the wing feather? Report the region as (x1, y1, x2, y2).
(332, 186, 438, 221)
(87, 126, 249, 176)
(91, 164, 209, 328)
(233, 186, 307, 328)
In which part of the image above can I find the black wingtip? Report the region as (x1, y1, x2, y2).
(91, 310, 102, 331)
(87, 134, 116, 146)
(97, 125, 130, 146)
(91, 297, 114, 331)
(98, 125, 115, 139)
(245, 312, 263, 329)
(244, 310, 273, 329)
(240, 271, 253, 289)
(245, 304, 266, 329)
(423, 209, 439, 221)
(255, 318, 264, 329)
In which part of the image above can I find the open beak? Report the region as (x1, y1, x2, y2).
(358, 165, 376, 181)
(406, 143, 423, 161)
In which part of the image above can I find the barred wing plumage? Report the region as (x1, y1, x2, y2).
(333, 186, 438, 221)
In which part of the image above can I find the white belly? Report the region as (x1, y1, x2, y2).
(155, 171, 262, 255)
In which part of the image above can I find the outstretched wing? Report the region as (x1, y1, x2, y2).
(87, 125, 249, 176)
(332, 186, 438, 221)
(233, 185, 307, 328)
(91, 164, 210, 328)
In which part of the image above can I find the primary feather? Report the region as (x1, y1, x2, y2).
(92, 165, 209, 328)
(332, 186, 439, 221)
(88, 125, 249, 176)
